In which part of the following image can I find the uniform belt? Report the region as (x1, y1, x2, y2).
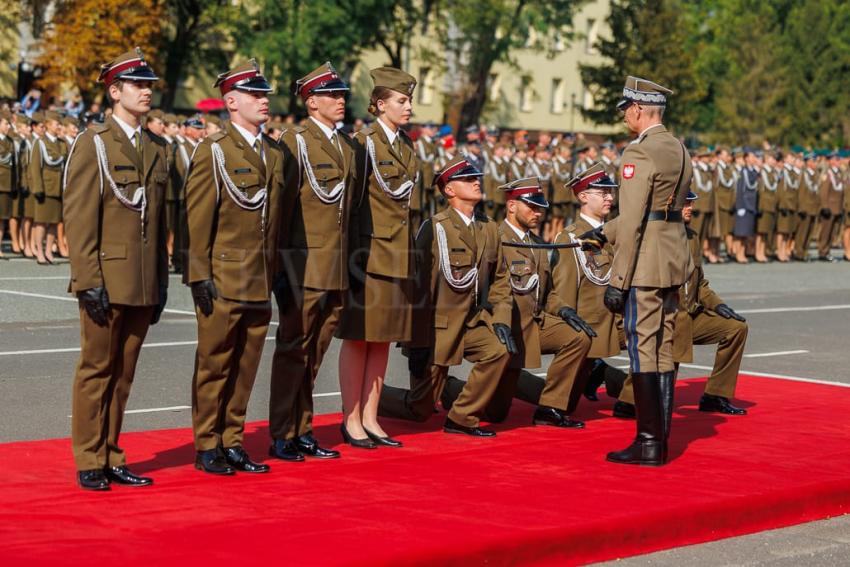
(646, 210, 683, 222)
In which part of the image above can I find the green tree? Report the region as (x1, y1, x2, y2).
(579, 0, 704, 136)
(437, 0, 585, 132)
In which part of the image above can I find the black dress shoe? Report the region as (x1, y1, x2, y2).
(223, 446, 270, 473)
(269, 439, 305, 462)
(195, 448, 235, 475)
(340, 424, 378, 449)
(612, 401, 636, 419)
(78, 469, 110, 491)
(295, 434, 341, 459)
(104, 465, 153, 486)
(533, 406, 585, 429)
(364, 428, 403, 447)
(818, 255, 837, 263)
(443, 417, 496, 437)
(699, 393, 747, 415)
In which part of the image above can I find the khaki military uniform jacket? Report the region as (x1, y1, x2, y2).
(16, 135, 31, 191)
(713, 161, 737, 213)
(777, 165, 800, 214)
(553, 216, 620, 358)
(0, 135, 15, 194)
(484, 156, 509, 205)
(507, 157, 527, 183)
(63, 117, 169, 305)
(757, 166, 779, 214)
(30, 135, 67, 198)
(691, 162, 715, 213)
(820, 167, 844, 215)
(415, 135, 437, 191)
(409, 208, 512, 366)
(610, 125, 692, 290)
(185, 128, 283, 302)
(349, 124, 419, 280)
(798, 167, 820, 215)
(498, 220, 564, 368)
(278, 119, 355, 291)
(551, 156, 573, 205)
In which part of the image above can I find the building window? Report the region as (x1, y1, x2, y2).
(585, 19, 599, 55)
(520, 77, 534, 113)
(419, 67, 434, 105)
(488, 73, 502, 102)
(583, 86, 594, 110)
(551, 78, 565, 114)
(554, 30, 565, 52)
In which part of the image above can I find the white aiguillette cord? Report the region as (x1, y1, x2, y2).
(568, 232, 611, 286)
(38, 138, 65, 167)
(211, 142, 268, 232)
(92, 134, 147, 238)
(295, 132, 345, 224)
(435, 220, 478, 302)
(365, 135, 416, 200)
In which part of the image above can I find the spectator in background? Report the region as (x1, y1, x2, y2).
(64, 94, 84, 118)
(20, 89, 41, 116)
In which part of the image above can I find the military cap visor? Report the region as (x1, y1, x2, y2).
(617, 76, 673, 111)
(184, 115, 205, 129)
(434, 159, 483, 187)
(296, 69, 349, 98)
(685, 190, 698, 201)
(99, 55, 158, 85)
(215, 61, 273, 95)
(500, 178, 550, 209)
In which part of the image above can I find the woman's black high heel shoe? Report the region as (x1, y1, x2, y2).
(364, 428, 403, 448)
(340, 424, 377, 449)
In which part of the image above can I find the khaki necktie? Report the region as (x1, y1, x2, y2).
(133, 131, 142, 157)
(393, 136, 403, 157)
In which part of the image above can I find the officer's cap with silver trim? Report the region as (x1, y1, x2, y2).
(499, 177, 549, 209)
(434, 155, 483, 189)
(685, 190, 698, 201)
(370, 66, 417, 97)
(294, 61, 349, 99)
(567, 162, 618, 194)
(183, 114, 205, 129)
(214, 59, 273, 96)
(617, 76, 673, 111)
(99, 47, 159, 85)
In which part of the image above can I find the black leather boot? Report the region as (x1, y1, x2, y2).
(606, 372, 666, 466)
(659, 370, 676, 441)
(583, 360, 607, 401)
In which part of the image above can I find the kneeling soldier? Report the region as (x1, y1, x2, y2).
(64, 49, 168, 490)
(185, 60, 283, 475)
(378, 156, 517, 436)
(463, 177, 593, 428)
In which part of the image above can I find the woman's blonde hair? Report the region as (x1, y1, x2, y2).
(367, 86, 396, 117)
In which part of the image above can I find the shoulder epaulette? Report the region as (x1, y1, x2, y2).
(91, 123, 109, 134)
(209, 131, 227, 142)
(293, 124, 308, 134)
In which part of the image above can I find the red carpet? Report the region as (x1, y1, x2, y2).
(2, 374, 850, 566)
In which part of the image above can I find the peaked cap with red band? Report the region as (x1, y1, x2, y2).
(99, 48, 158, 85)
(566, 161, 618, 194)
(433, 155, 483, 189)
(499, 177, 549, 208)
(214, 59, 273, 96)
(294, 61, 349, 99)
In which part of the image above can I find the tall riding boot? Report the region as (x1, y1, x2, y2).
(606, 372, 666, 466)
(658, 369, 677, 462)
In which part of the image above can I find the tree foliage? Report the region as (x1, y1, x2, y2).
(35, 0, 164, 101)
(579, 0, 704, 136)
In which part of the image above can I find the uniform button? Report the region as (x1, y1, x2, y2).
(402, 204, 408, 209)
(401, 220, 407, 225)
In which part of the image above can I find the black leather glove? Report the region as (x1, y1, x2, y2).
(21, 187, 30, 198)
(407, 347, 431, 377)
(34, 191, 45, 203)
(151, 285, 168, 325)
(714, 303, 745, 322)
(492, 322, 518, 355)
(79, 286, 110, 327)
(10, 189, 18, 199)
(820, 208, 831, 220)
(577, 226, 607, 250)
(191, 279, 217, 316)
(797, 211, 807, 220)
(557, 306, 597, 338)
(692, 210, 701, 217)
(603, 285, 627, 314)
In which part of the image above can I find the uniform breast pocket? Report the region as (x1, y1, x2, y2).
(313, 167, 342, 192)
(112, 165, 140, 188)
(100, 243, 127, 261)
(376, 164, 399, 180)
(230, 171, 261, 192)
(213, 248, 247, 262)
(448, 252, 473, 279)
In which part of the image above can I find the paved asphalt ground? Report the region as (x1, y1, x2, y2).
(1, 245, 849, 564)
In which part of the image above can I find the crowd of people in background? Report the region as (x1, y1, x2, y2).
(1, 93, 849, 266)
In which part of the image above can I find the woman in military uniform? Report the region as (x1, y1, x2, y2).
(336, 67, 419, 448)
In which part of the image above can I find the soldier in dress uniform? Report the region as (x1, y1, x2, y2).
(755, 151, 780, 262)
(64, 48, 169, 490)
(713, 147, 738, 261)
(616, 191, 749, 419)
(377, 156, 517, 437)
(12, 114, 33, 257)
(415, 121, 438, 219)
(689, 149, 716, 262)
(551, 143, 574, 227)
(267, 62, 353, 462)
(30, 109, 68, 264)
(775, 152, 801, 262)
(590, 76, 692, 467)
(160, 112, 187, 272)
(507, 144, 528, 182)
(792, 152, 820, 261)
(460, 177, 592, 428)
(336, 67, 420, 448)
(599, 141, 620, 219)
(525, 145, 554, 240)
(816, 151, 844, 262)
(483, 142, 509, 222)
(0, 110, 16, 257)
(843, 155, 850, 261)
(185, 59, 283, 475)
